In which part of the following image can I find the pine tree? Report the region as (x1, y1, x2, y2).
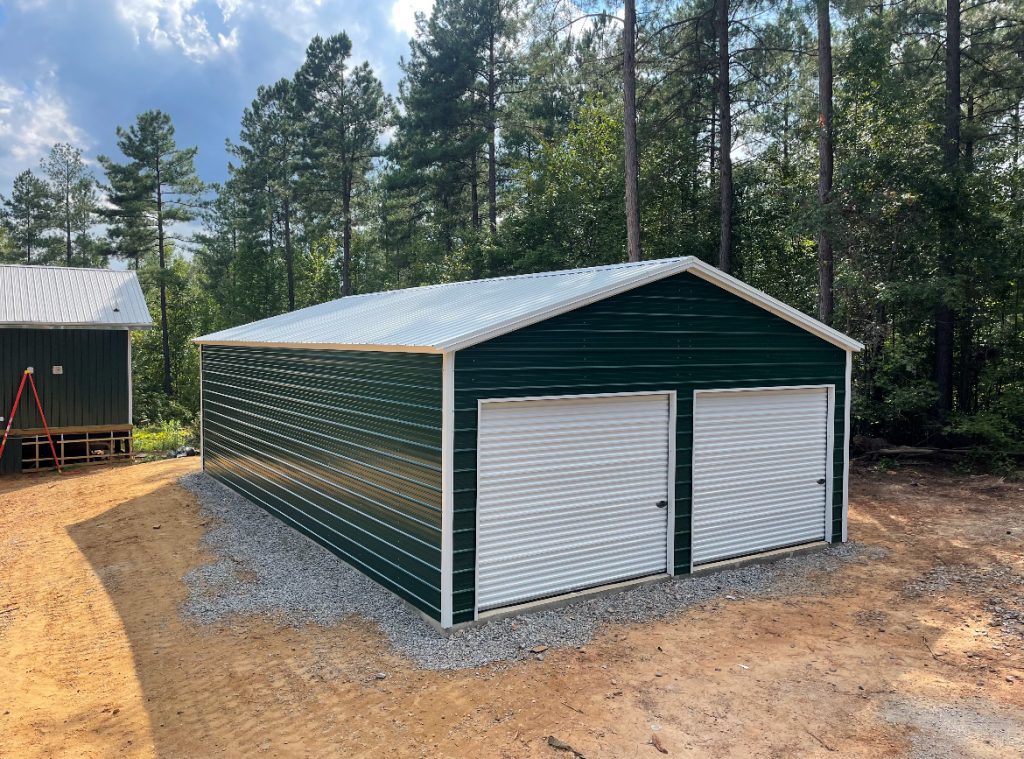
(99, 111, 203, 398)
(295, 33, 390, 296)
(40, 143, 97, 266)
(0, 170, 54, 264)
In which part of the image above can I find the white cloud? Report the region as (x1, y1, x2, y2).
(388, 0, 434, 39)
(115, 0, 240, 61)
(0, 68, 89, 186)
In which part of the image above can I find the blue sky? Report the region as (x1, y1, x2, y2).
(0, 0, 434, 194)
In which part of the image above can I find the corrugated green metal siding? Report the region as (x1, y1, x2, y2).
(452, 272, 846, 624)
(201, 345, 444, 620)
(0, 328, 129, 430)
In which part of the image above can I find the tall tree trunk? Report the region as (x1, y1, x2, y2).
(155, 167, 172, 398)
(715, 0, 733, 274)
(342, 183, 352, 297)
(958, 308, 974, 413)
(283, 197, 295, 311)
(816, 0, 834, 325)
(622, 0, 641, 262)
(471, 149, 480, 229)
(487, 17, 498, 236)
(935, 0, 960, 417)
(709, 106, 716, 187)
(64, 190, 72, 266)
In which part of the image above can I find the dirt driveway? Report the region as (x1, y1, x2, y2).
(1, 460, 1021, 758)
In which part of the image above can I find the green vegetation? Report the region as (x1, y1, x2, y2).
(2, 0, 1023, 463)
(132, 421, 197, 454)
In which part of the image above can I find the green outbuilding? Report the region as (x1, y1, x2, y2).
(0, 265, 152, 473)
(194, 256, 863, 629)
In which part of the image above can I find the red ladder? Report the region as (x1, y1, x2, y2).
(0, 368, 63, 474)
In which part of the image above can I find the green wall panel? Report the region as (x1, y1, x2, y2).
(452, 272, 847, 624)
(0, 328, 129, 430)
(201, 345, 444, 620)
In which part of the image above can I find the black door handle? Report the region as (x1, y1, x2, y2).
(656, 500, 668, 508)
(816, 478, 826, 485)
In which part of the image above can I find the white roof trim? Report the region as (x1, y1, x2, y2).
(192, 340, 442, 354)
(194, 256, 863, 353)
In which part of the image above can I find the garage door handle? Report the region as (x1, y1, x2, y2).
(656, 500, 668, 509)
(816, 478, 826, 485)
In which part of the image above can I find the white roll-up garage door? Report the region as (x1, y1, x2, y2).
(476, 393, 673, 611)
(691, 387, 831, 565)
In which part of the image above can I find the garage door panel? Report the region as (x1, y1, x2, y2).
(694, 474, 827, 500)
(482, 553, 668, 604)
(481, 497, 669, 531)
(478, 452, 668, 482)
(692, 387, 829, 565)
(477, 393, 672, 611)
(694, 425, 827, 446)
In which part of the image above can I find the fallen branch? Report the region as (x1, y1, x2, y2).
(806, 730, 837, 752)
(547, 735, 587, 758)
(922, 636, 947, 662)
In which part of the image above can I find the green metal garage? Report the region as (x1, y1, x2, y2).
(194, 256, 863, 629)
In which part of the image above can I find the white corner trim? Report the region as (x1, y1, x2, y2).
(842, 350, 852, 542)
(666, 391, 677, 576)
(199, 343, 205, 472)
(127, 333, 133, 425)
(440, 351, 455, 628)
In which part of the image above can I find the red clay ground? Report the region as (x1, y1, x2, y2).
(1, 459, 1022, 757)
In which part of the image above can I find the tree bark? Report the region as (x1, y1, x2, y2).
(715, 0, 733, 274)
(155, 164, 172, 398)
(709, 106, 716, 187)
(816, 0, 834, 326)
(283, 197, 295, 311)
(935, 0, 960, 417)
(471, 148, 480, 229)
(623, 0, 641, 262)
(64, 188, 72, 265)
(487, 12, 498, 236)
(341, 175, 352, 297)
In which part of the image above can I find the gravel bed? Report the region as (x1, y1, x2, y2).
(180, 472, 884, 670)
(881, 695, 1024, 758)
(903, 563, 1024, 640)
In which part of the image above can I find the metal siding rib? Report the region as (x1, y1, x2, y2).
(451, 272, 848, 624)
(201, 345, 444, 620)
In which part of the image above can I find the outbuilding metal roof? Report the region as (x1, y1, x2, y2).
(194, 256, 863, 353)
(0, 265, 153, 329)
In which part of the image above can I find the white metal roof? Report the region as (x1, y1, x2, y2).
(0, 265, 153, 329)
(194, 256, 863, 353)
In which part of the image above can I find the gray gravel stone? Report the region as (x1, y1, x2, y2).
(179, 472, 885, 670)
(903, 563, 1024, 640)
(881, 695, 1024, 758)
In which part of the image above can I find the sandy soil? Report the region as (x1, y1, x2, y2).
(0, 459, 1022, 758)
